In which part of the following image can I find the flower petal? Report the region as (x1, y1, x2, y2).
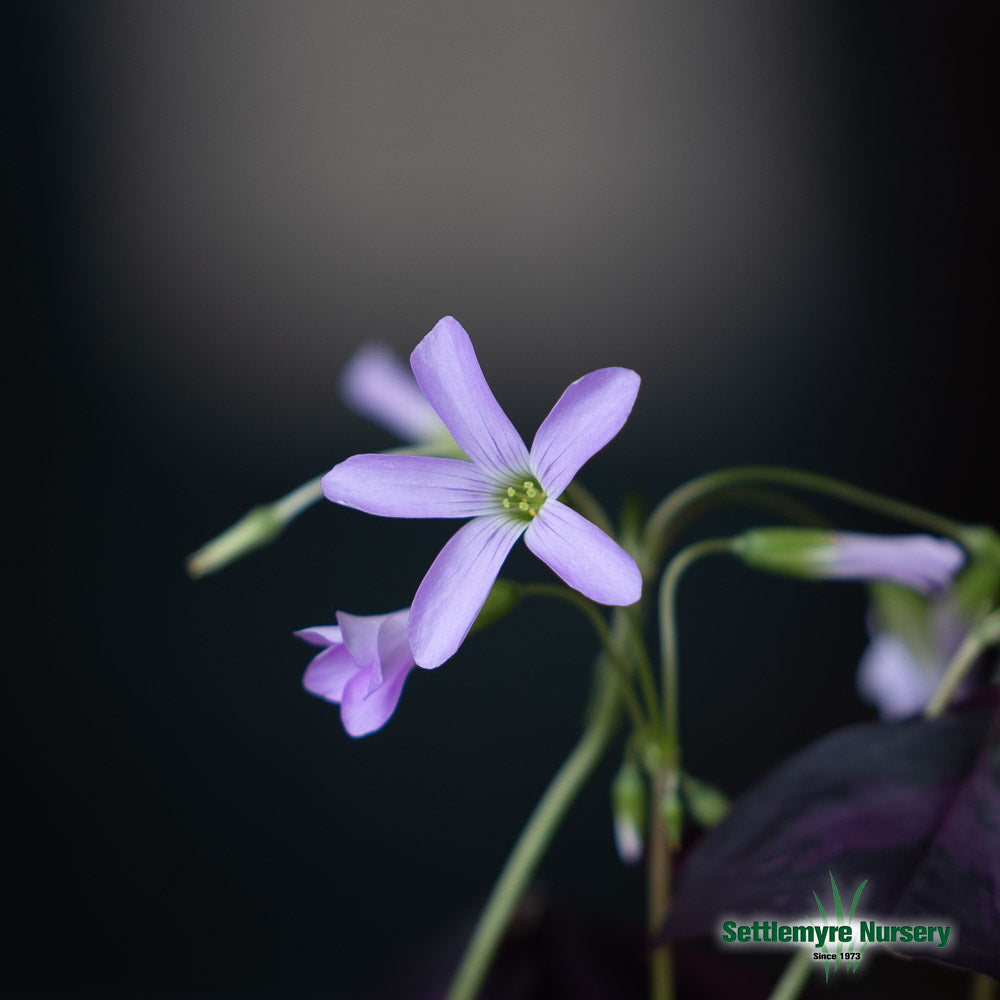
(827, 533, 965, 594)
(294, 625, 343, 648)
(376, 608, 418, 678)
(322, 454, 495, 518)
(340, 343, 447, 443)
(336, 611, 385, 672)
(525, 500, 642, 606)
(529, 367, 641, 497)
(339, 663, 414, 737)
(410, 317, 530, 477)
(856, 632, 937, 720)
(409, 515, 526, 668)
(301, 644, 358, 703)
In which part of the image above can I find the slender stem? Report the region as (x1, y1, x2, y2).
(272, 474, 324, 521)
(657, 539, 736, 745)
(766, 950, 813, 1000)
(626, 604, 662, 726)
(969, 973, 1000, 1000)
(444, 663, 621, 1000)
(520, 584, 649, 732)
(647, 771, 674, 1000)
(644, 538, 733, 1000)
(643, 466, 970, 574)
(563, 479, 616, 538)
(924, 608, 1000, 718)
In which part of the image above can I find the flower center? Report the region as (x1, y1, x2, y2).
(500, 478, 547, 521)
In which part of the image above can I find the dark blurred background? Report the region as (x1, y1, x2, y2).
(12, 2, 995, 997)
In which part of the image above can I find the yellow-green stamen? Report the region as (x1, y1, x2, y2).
(499, 478, 547, 521)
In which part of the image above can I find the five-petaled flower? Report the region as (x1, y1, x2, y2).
(322, 316, 643, 668)
(296, 608, 417, 737)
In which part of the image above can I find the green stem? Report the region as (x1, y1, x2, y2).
(643, 466, 971, 575)
(766, 950, 813, 1000)
(520, 584, 649, 732)
(271, 474, 324, 522)
(648, 771, 674, 1000)
(969, 972, 1000, 1000)
(626, 604, 662, 726)
(924, 608, 1000, 718)
(644, 538, 733, 1000)
(657, 539, 736, 747)
(563, 479, 616, 538)
(444, 663, 621, 1000)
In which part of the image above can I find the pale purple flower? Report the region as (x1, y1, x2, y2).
(856, 587, 980, 719)
(856, 628, 943, 719)
(735, 528, 965, 594)
(322, 316, 643, 668)
(340, 343, 449, 444)
(296, 608, 416, 737)
(822, 533, 965, 592)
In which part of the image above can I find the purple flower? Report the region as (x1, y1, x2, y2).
(322, 317, 643, 668)
(735, 528, 965, 594)
(296, 608, 417, 736)
(823, 533, 965, 592)
(340, 343, 449, 444)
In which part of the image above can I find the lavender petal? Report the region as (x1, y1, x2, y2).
(525, 500, 642, 606)
(340, 343, 447, 443)
(300, 644, 359, 703)
(339, 661, 414, 737)
(829, 533, 965, 593)
(335, 611, 385, 674)
(409, 515, 526, 668)
(322, 453, 495, 518)
(529, 367, 640, 497)
(409, 317, 530, 477)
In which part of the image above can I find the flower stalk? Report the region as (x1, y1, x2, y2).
(444, 658, 622, 1000)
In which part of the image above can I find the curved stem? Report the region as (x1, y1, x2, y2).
(626, 604, 662, 726)
(924, 607, 1000, 718)
(766, 950, 813, 1000)
(444, 663, 621, 1000)
(563, 479, 616, 538)
(520, 584, 649, 732)
(658, 538, 736, 746)
(643, 466, 970, 575)
(645, 537, 734, 1000)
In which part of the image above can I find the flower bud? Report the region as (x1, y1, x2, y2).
(734, 528, 964, 594)
(186, 505, 283, 578)
(611, 760, 647, 865)
(470, 578, 522, 634)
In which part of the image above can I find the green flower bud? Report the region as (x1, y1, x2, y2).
(611, 760, 647, 865)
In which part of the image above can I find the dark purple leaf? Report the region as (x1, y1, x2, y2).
(663, 690, 1000, 979)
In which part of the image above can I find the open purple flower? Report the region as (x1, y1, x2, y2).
(322, 316, 643, 668)
(296, 608, 417, 736)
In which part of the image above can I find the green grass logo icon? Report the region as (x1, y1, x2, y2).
(812, 872, 870, 980)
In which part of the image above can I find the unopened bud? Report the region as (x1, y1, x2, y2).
(186, 506, 284, 578)
(734, 528, 964, 595)
(611, 761, 647, 865)
(470, 579, 521, 634)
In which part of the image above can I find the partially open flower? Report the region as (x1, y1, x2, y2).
(296, 608, 417, 737)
